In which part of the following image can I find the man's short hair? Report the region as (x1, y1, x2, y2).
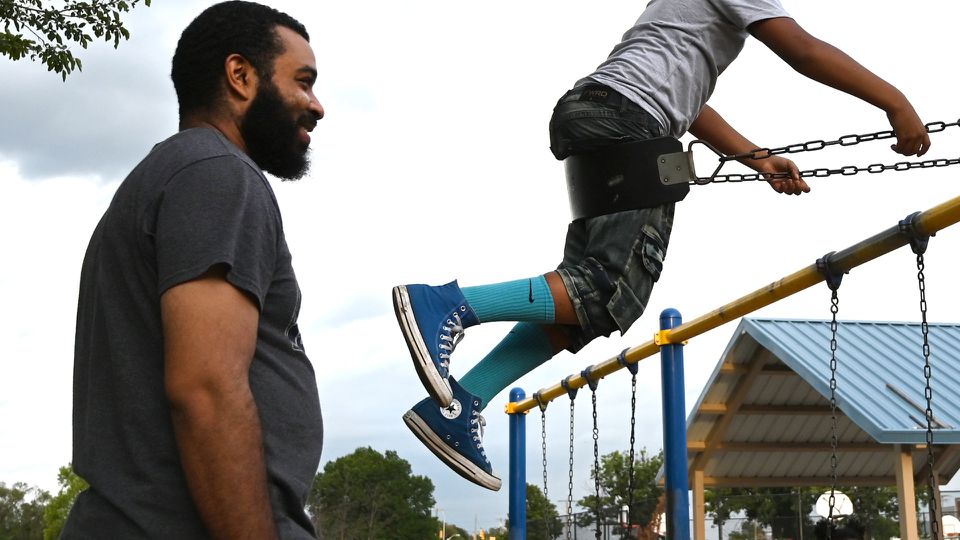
(171, 1, 309, 118)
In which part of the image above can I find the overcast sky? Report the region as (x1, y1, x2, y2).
(3, 0, 960, 533)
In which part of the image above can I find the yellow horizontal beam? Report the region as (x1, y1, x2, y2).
(507, 192, 960, 415)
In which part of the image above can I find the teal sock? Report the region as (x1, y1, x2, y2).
(459, 322, 555, 410)
(462, 276, 555, 324)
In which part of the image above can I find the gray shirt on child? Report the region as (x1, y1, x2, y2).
(580, 0, 790, 138)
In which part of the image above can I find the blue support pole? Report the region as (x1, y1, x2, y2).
(660, 308, 690, 540)
(509, 387, 527, 540)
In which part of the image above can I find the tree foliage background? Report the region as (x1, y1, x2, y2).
(0, 481, 49, 540)
(308, 447, 436, 540)
(525, 484, 563, 540)
(0, 455, 915, 540)
(736, 487, 817, 540)
(575, 449, 664, 536)
(41, 465, 87, 540)
(500, 484, 562, 540)
(0, 463, 87, 540)
(706, 486, 902, 540)
(1, 0, 150, 79)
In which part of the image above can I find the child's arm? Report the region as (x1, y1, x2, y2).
(749, 16, 930, 157)
(689, 104, 808, 195)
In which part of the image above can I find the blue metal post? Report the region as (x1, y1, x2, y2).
(509, 387, 527, 540)
(660, 308, 690, 540)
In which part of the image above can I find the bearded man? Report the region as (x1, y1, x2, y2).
(65, 2, 324, 538)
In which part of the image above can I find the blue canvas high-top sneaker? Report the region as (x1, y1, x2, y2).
(393, 280, 479, 407)
(402, 376, 501, 491)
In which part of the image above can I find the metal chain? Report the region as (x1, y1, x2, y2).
(627, 372, 637, 532)
(827, 288, 841, 535)
(592, 389, 601, 540)
(724, 120, 959, 162)
(693, 119, 960, 184)
(567, 397, 575, 540)
(916, 251, 941, 540)
(540, 407, 553, 540)
(697, 156, 960, 184)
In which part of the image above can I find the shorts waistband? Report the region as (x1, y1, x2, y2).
(560, 84, 630, 106)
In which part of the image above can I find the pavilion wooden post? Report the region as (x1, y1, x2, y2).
(894, 444, 920, 540)
(692, 469, 706, 540)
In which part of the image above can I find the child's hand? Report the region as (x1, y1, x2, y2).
(761, 156, 809, 196)
(887, 105, 930, 156)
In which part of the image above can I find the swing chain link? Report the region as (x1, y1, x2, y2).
(698, 156, 960, 184)
(695, 119, 960, 184)
(916, 251, 941, 540)
(627, 372, 637, 532)
(827, 288, 840, 533)
(567, 398, 575, 540)
(541, 409, 553, 540)
(726, 120, 958, 162)
(592, 390, 602, 540)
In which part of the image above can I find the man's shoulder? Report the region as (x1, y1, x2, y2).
(116, 127, 272, 210)
(150, 128, 260, 176)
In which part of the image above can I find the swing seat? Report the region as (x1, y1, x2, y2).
(564, 137, 690, 221)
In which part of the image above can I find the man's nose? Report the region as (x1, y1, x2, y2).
(309, 97, 324, 121)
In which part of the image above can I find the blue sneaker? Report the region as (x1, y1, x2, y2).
(403, 376, 501, 491)
(392, 281, 479, 407)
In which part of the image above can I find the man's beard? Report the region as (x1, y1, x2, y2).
(240, 80, 315, 180)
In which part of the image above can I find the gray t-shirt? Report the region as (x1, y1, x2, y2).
(579, 0, 790, 138)
(66, 127, 323, 539)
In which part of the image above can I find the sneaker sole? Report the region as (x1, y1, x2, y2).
(392, 285, 453, 407)
(403, 409, 501, 491)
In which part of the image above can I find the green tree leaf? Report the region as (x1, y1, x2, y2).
(0, 0, 150, 80)
(0, 480, 51, 539)
(42, 464, 88, 540)
(575, 448, 664, 536)
(306, 447, 436, 540)
(501, 484, 563, 540)
(711, 485, 900, 540)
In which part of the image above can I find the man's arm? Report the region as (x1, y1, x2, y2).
(689, 104, 808, 195)
(161, 265, 278, 540)
(749, 16, 930, 156)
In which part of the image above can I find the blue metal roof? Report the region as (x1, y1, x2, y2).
(742, 318, 960, 444)
(666, 317, 960, 488)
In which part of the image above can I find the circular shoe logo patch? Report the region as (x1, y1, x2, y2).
(441, 399, 462, 420)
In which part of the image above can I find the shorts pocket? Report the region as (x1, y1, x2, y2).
(638, 224, 666, 282)
(605, 283, 644, 336)
(604, 225, 664, 335)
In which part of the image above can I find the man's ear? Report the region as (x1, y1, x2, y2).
(223, 53, 258, 102)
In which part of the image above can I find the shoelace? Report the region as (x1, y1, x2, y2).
(470, 410, 488, 461)
(438, 311, 466, 369)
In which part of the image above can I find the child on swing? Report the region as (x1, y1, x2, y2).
(395, 0, 930, 490)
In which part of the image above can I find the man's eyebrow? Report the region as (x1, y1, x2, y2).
(296, 66, 318, 82)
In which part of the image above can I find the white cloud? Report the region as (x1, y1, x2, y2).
(0, 162, 118, 488)
(0, 11, 182, 180)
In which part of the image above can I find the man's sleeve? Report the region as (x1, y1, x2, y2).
(155, 156, 279, 309)
(709, 0, 791, 30)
